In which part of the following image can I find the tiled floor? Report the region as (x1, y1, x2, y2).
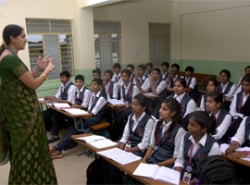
(0, 145, 93, 185)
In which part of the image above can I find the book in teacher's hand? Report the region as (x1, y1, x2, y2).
(133, 163, 180, 185)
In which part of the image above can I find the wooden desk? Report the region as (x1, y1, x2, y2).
(223, 154, 250, 168)
(71, 134, 186, 185)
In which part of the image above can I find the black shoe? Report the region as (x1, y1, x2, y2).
(48, 135, 60, 143)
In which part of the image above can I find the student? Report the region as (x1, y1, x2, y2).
(170, 63, 181, 83)
(169, 78, 196, 119)
(144, 62, 153, 79)
(205, 92, 232, 143)
(229, 73, 250, 119)
(183, 66, 200, 102)
(160, 61, 170, 80)
(142, 98, 186, 166)
(119, 94, 156, 157)
(115, 69, 139, 134)
(234, 65, 250, 94)
(199, 79, 219, 111)
(134, 64, 146, 92)
(48, 74, 91, 143)
(42, 70, 75, 131)
(87, 94, 155, 184)
(92, 68, 101, 80)
(225, 116, 250, 155)
(127, 64, 135, 82)
(103, 69, 118, 100)
(218, 69, 235, 100)
(174, 111, 220, 184)
(141, 68, 167, 118)
(71, 74, 91, 110)
(111, 62, 122, 84)
(50, 78, 107, 159)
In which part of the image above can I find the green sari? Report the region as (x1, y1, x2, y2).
(0, 55, 57, 185)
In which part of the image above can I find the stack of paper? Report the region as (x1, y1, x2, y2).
(108, 99, 125, 106)
(77, 135, 117, 149)
(97, 148, 141, 165)
(62, 108, 89, 116)
(133, 163, 180, 185)
(52, 103, 71, 109)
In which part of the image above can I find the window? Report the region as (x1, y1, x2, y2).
(26, 19, 74, 79)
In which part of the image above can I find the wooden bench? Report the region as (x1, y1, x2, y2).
(90, 121, 110, 131)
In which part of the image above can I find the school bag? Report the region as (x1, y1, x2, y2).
(196, 155, 239, 184)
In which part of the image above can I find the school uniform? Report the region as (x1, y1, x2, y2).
(169, 93, 197, 118)
(231, 116, 250, 147)
(120, 112, 155, 156)
(103, 81, 118, 100)
(147, 120, 186, 165)
(199, 94, 207, 111)
(161, 71, 169, 80)
(184, 76, 200, 102)
(72, 86, 91, 109)
(229, 91, 250, 119)
(111, 72, 122, 86)
(174, 133, 221, 178)
(218, 81, 236, 100)
(55, 89, 107, 151)
(42, 81, 75, 131)
(212, 109, 232, 141)
(141, 78, 167, 118)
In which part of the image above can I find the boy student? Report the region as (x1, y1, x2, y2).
(50, 78, 107, 159)
(42, 70, 75, 132)
(111, 62, 122, 84)
(183, 66, 200, 102)
(134, 64, 146, 92)
(161, 61, 170, 80)
(144, 62, 153, 79)
(92, 68, 101, 80)
(103, 69, 118, 100)
(48, 74, 91, 143)
(115, 69, 139, 137)
(141, 68, 167, 118)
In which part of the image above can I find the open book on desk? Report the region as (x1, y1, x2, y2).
(52, 102, 71, 109)
(62, 108, 89, 116)
(133, 163, 180, 185)
(97, 147, 141, 165)
(77, 135, 117, 149)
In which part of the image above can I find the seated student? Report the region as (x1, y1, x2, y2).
(127, 64, 135, 82)
(42, 70, 75, 132)
(183, 66, 200, 102)
(160, 61, 170, 80)
(167, 63, 181, 94)
(92, 68, 101, 80)
(115, 69, 139, 134)
(141, 68, 167, 118)
(199, 79, 219, 111)
(111, 62, 122, 84)
(144, 62, 153, 79)
(71, 74, 91, 110)
(103, 69, 118, 100)
(142, 98, 186, 166)
(205, 92, 232, 143)
(218, 69, 236, 100)
(225, 116, 250, 155)
(168, 78, 196, 119)
(234, 65, 250, 95)
(134, 64, 146, 92)
(49, 78, 107, 159)
(174, 111, 221, 184)
(48, 74, 91, 143)
(86, 94, 156, 184)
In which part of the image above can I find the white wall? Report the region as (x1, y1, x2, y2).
(94, 1, 172, 65)
(172, 0, 250, 62)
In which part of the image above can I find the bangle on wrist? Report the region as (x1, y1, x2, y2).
(246, 151, 250, 158)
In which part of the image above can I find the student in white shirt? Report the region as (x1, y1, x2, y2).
(174, 111, 220, 184)
(234, 65, 250, 95)
(111, 62, 122, 86)
(169, 78, 196, 119)
(218, 69, 235, 100)
(199, 79, 219, 111)
(103, 69, 118, 100)
(205, 92, 232, 143)
(142, 98, 186, 166)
